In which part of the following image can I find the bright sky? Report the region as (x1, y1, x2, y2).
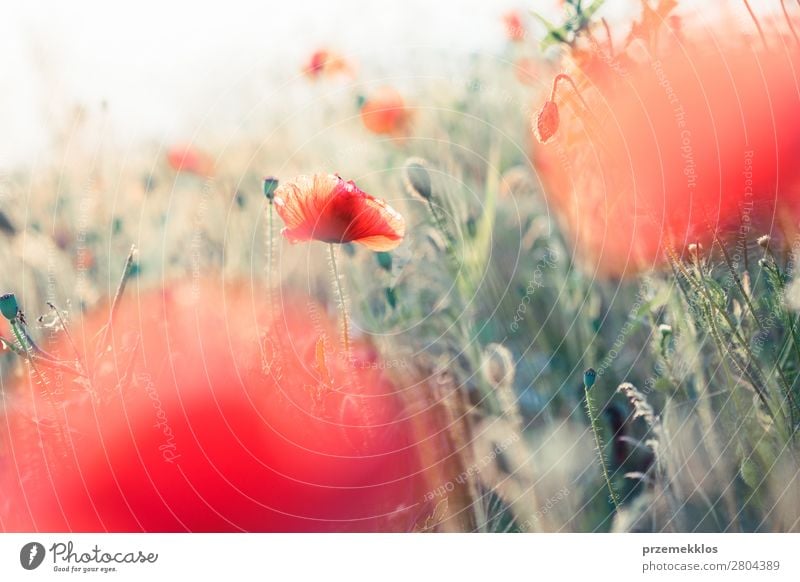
(0, 0, 779, 167)
(0, 0, 544, 166)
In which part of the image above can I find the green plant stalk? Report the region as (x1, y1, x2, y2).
(95, 245, 137, 363)
(686, 254, 778, 421)
(266, 200, 275, 312)
(717, 239, 797, 429)
(0, 336, 85, 377)
(47, 302, 87, 375)
(11, 320, 46, 383)
(328, 244, 351, 357)
(665, 256, 742, 528)
(584, 384, 621, 510)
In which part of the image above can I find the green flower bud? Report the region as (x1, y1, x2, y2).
(263, 177, 279, 201)
(0, 293, 19, 321)
(583, 368, 597, 389)
(376, 251, 392, 272)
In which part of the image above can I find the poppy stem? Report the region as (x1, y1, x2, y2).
(583, 373, 621, 511)
(94, 245, 137, 364)
(550, 73, 590, 112)
(11, 319, 46, 385)
(266, 200, 275, 313)
(328, 244, 351, 357)
(47, 301, 87, 375)
(263, 177, 280, 316)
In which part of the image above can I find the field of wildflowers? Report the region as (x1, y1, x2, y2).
(2, 0, 800, 533)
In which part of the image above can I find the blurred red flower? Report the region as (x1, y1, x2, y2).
(0, 280, 431, 532)
(166, 145, 214, 177)
(360, 86, 412, 136)
(274, 174, 405, 251)
(503, 11, 526, 42)
(303, 49, 354, 80)
(533, 32, 800, 276)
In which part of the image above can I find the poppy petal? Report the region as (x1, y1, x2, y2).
(274, 174, 405, 250)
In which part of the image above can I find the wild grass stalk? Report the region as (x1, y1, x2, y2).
(583, 368, 621, 510)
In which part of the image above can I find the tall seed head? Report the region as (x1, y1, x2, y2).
(402, 157, 433, 201)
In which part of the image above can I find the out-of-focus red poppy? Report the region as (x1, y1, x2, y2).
(533, 29, 800, 276)
(303, 49, 354, 80)
(166, 145, 214, 177)
(503, 11, 526, 42)
(360, 87, 412, 136)
(0, 280, 435, 532)
(274, 174, 405, 251)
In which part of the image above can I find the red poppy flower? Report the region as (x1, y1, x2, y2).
(360, 86, 412, 136)
(166, 144, 214, 177)
(303, 49, 354, 80)
(274, 174, 405, 251)
(533, 29, 800, 276)
(0, 280, 436, 532)
(503, 11, 526, 42)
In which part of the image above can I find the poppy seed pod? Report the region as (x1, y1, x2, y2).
(263, 176, 279, 201)
(583, 368, 597, 389)
(483, 343, 516, 388)
(534, 100, 559, 144)
(376, 251, 393, 272)
(0, 293, 19, 321)
(403, 157, 433, 201)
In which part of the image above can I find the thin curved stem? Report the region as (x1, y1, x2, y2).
(550, 73, 590, 111)
(266, 200, 275, 313)
(585, 383, 621, 510)
(11, 320, 46, 383)
(328, 244, 351, 357)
